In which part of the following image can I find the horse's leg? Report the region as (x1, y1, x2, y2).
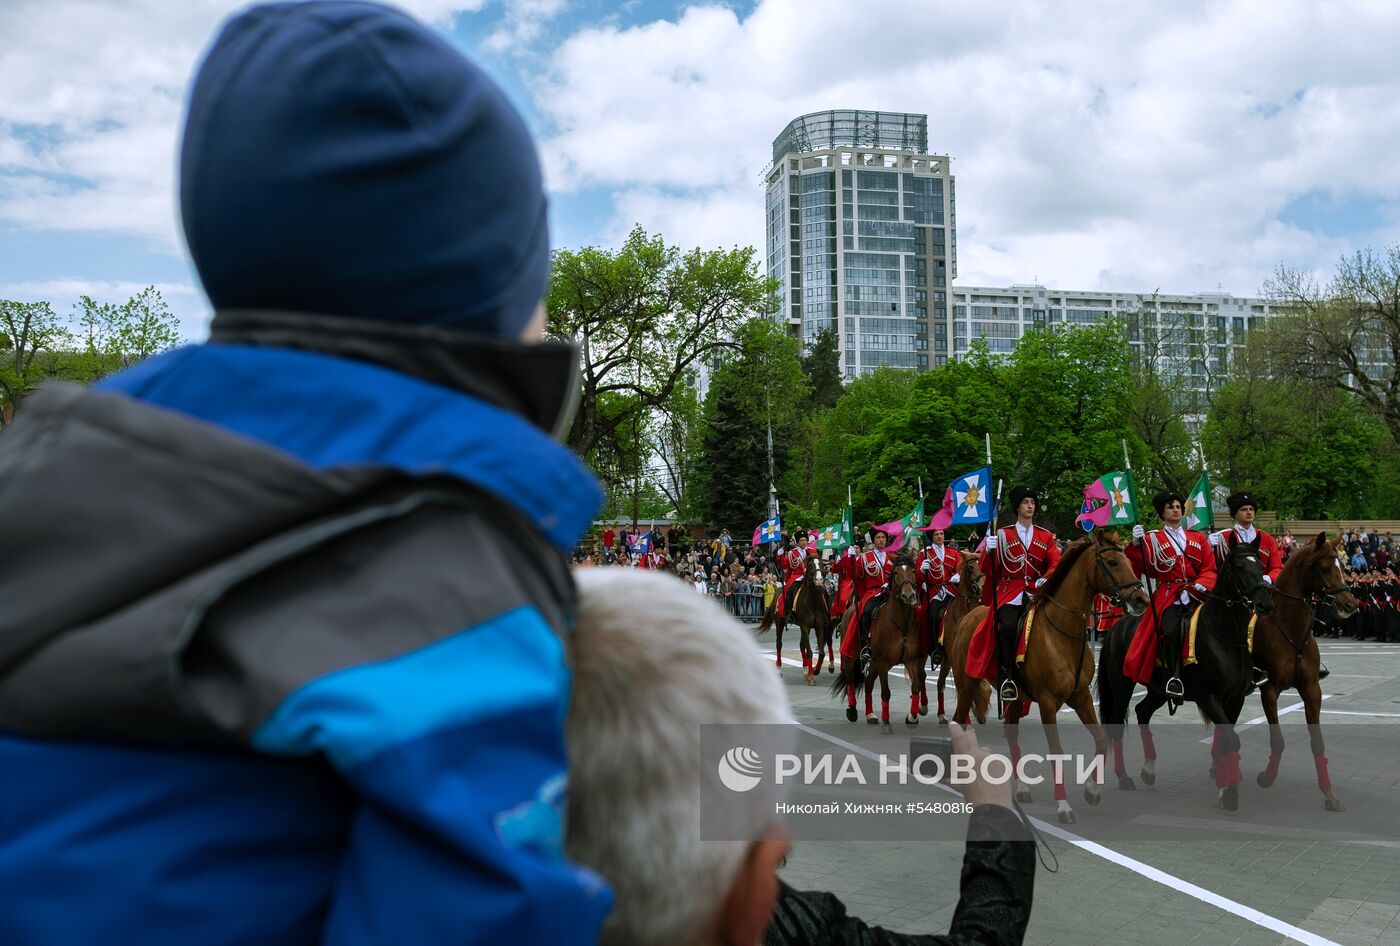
(812, 620, 826, 676)
(1099, 657, 1134, 791)
(1067, 686, 1108, 806)
(1200, 693, 1241, 811)
(800, 623, 813, 684)
(1301, 675, 1342, 811)
(879, 666, 893, 734)
(775, 617, 784, 670)
(1005, 700, 1031, 803)
(1038, 697, 1075, 823)
(975, 681, 990, 725)
(864, 667, 876, 724)
(935, 662, 949, 725)
(905, 655, 923, 727)
(1256, 677, 1286, 788)
(1135, 688, 1167, 785)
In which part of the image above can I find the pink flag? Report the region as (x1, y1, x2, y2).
(916, 487, 955, 533)
(752, 524, 762, 546)
(873, 518, 906, 553)
(1074, 477, 1112, 531)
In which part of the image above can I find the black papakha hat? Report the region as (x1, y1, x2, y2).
(1227, 491, 1257, 516)
(1153, 490, 1185, 517)
(1008, 486, 1038, 510)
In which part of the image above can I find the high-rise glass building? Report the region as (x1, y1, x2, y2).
(764, 110, 956, 378)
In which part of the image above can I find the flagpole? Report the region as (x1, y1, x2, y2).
(1122, 438, 1131, 471)
(990, 477, 1005, 718)
(918, 477, 923, 499)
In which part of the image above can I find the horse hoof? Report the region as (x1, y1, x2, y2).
(1208, 766, 1218, 780)
(1220, 787, 1239, 812)
(1057, 809, 1077, 825)
(866, 715, 879, 725)
(1085, 788, 1102, 806)
(1140, 769, 1156, 786)
(827, 664, 834, 674)
(805, 673, 815, 686)
(1014, 789, 1033, 804)
(975, 712, 987, 725)
(1324, 797, 1344, 813)
(905, 715, 918, 727)
(881, 722, 894, 735)
(919, 704, 928, 717)
(1118, 775, 1136, 791)
(1256, 772, 1276, 789)
(845, 707, 857, 722)
(938, 714, 949, 726)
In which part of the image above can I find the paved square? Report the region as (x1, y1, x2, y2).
(757, 631, 1400, 945)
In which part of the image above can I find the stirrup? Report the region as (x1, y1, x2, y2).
(1164, 676, 1185, 699)
(1250, 667, 1270, 687)
(998, 678, 1019, 702)
(859, 646, 872, 663)
(1318, 661, 1330, 680)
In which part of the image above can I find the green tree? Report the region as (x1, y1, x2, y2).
(547, 227, 778, 479)
(695, 318, 809, 532)
(1264, 246, 1400, 447)
(801, 328, 843, 408)
(0, 300, 68, 426)
(73, 287, 181, 380)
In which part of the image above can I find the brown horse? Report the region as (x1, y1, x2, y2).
(1253, 533, 1357, 811)
(949, 530, 1149, 823)
(759, 556, 832, 680)
(830, 556, 922, 734)
(931, 552, 989, 725)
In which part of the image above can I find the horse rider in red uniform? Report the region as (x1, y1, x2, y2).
(837, 524, 899, 664)
(636, 546, 668, 571)
(972, 486, 1061, 701)
(916, 526, 961, 655)
(776, 530, 819, 620)
(1124, 490, 1217, 699)
(1211, 491, 1283, 584)
(828, 543, 858, 629)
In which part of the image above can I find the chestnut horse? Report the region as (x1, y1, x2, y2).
(830, 556, 921, 734)
(1253, 533, 1357, 811)
(948, 530, 1149, 823)
(1098, 536, 1274, 812)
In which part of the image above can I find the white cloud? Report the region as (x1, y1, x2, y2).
(0, 277, 210, 340)
(535, 0, 1400, 295)
(0, 0, 493, 249)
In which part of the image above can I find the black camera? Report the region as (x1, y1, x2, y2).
(909, 734, 954, 782)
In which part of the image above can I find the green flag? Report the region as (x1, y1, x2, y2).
(900, 497, 927, 544)
(1184, 472, 1213, 531)
(817, 505, 856, 551)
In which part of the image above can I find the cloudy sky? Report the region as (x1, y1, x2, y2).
(3, 0, 1399, 338)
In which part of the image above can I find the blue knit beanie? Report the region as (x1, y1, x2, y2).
(180, 1, 548, 337)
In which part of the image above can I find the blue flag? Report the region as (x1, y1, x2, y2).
(755, 517, 782, 545)
(950, 466, 992, 525)
(627, 532, 652, 554)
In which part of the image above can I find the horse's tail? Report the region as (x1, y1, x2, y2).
(829, 627, 862, 699)
(757, 596, 776, 633)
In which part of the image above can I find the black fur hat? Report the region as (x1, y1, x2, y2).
(1153, 490, 1185, 517)
(1227, 491, 1257, 516)
(1008, 486, 1037, 510)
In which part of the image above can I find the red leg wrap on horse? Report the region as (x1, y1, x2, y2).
(1314, 754, 1333, 793)
(1263, 752, 1282, 782)
(1054, 780, 1067, 802)
(802, 653, 811, 671)
(846, 684, 856, 708)
(1214, 751, 1241, 789)
(909, 692, 920, 718)
(1141, 729, 1158, 761)
(881, 699, 890, 723)
(1112, 739, 1126, 775)
(1009, 743, 1022, 769)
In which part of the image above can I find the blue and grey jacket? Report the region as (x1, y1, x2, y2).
(0, 312, 612, 944)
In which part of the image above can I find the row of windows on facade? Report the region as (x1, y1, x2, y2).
(793, 169, 945, 193)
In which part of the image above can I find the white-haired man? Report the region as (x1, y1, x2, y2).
(568, 569, 1035, 946)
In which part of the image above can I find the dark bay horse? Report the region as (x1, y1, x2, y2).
(1253, 533, 1357, 811)
(1098, 536, 1274, 811)
(931, 552, 986, 725)
(947, 530, 1149, 823)
(830, 556, 921, 734)
(759, 556, 831, 679)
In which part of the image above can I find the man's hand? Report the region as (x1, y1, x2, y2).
(1262, 574, 1272, 585)
(985, 533, 998, 552)
(948, 723, 1013, 810)
(950, 573, 961, 584)
(1034, 578, 1046, 588)
(1131, 524, 1145, 541)
(1208, 531, 1222, 548)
